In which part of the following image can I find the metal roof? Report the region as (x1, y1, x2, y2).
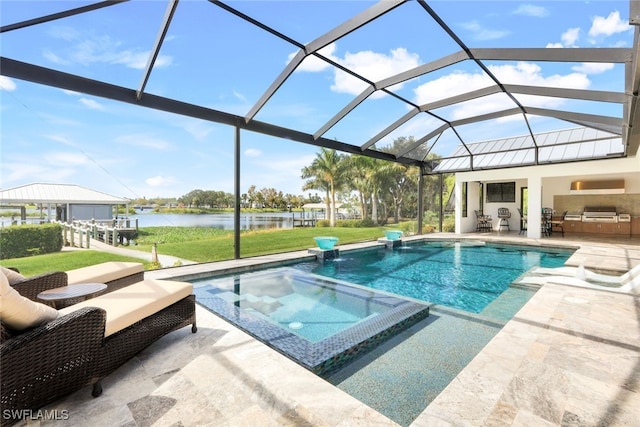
(1, 1, 639, 173)
(0, 183, 130, 204)
(434, 126, 624, 172)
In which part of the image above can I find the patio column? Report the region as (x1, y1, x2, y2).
(454, 175, 463, 234)
(417, 172, 424, 234)
(527, 176, 542, 239)
(234, 125, 241, 259)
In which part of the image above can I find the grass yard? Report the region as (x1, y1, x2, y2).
(2, 225, 397, 275)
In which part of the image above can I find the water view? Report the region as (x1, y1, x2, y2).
(131, 210, 303, 230)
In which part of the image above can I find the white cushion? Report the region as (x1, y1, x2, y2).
(59, 279, 192, 337)
(0, 266, 25, 285)
(0, 270, 59, 331)
(66, 262, 143, 285)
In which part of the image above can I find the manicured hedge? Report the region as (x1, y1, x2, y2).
(0, 223, 63, 259)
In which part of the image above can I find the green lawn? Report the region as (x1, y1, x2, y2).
(135, 226, 389, 262)
(2, 226, 397, 276)
(3, 251, 153, 277)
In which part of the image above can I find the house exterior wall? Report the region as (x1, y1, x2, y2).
(454, 155, 640, 237)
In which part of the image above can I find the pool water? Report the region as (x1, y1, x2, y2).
(190, 240, 574, 425)
(293, 241, 571, 314)
(192, 268, 430, 373)
(196, 268, 413, 343)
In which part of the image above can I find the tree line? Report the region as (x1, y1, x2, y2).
(131, 136, 454, 226)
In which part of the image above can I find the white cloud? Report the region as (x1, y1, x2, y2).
(546, 27, 580, 48)
(115, 134, 173, 151)
(45, 152, 90, 166)
(43, 49, 69, 65)
(49, 25, 80, 41)
(589, 11, 630, 38)
(145, 175, 175, 187)
(182, 121, 214, 141)
(232, 90, 247, 103)
(414, 62, 591, 120)
(46, 28, 172, 70)
(292, 43, 420, 96)
(331, 47, 421, 96)
(561, 28, 581, 47)
(112, 50, 172, 70)
(459, 21, 510, 41)
(292, 43, 337, 72)
(45, 135, 77, 147)
(243, 153, 316, 194)
(571, 62, 614, 74)
(0, 76, 16, 91)
(3, 161, 76, 183)
(79, 98, 105, 110)
(513, 4, 549, 17)
(244, 148, 262, 157)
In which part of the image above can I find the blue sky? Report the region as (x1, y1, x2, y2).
(0, 1, 634, 200)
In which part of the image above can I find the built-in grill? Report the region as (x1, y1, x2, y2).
(564, 214, 582, 221)
(582, 206, 618, 223)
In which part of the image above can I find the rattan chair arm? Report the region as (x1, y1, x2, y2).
(10, 271, 69, 306)
(0, 307, 106, 422)
(0, 307, 106, 353)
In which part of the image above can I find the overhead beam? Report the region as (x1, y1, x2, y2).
(525, 107, 623, 129)
(505, 84, 628, 104)
(137, 0, 178, 101)
(360, 109, 421, 151)
(470, 47, 632, 63)
(242, 0, 405, 124)
(0, 1, 127, 33)
(306, 0, 406, 53)
(314, 86, 375, 140)
(0, 57, 421, 167)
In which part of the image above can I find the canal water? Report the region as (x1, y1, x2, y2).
(131, 211, 309, 231)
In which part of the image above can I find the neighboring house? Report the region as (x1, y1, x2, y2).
(0, 183, 131, 224)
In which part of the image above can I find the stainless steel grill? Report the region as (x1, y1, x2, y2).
(582, 206, 618, 223)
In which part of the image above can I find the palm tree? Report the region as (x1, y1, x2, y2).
(344, 155, 373, 221)
(301, 148, 345, 226)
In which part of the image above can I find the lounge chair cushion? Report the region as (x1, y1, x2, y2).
(66, 262, 144, 285)
(0, 270, 59, 331)
(0, 266, 25, 284)
(59, 279, 192, 337)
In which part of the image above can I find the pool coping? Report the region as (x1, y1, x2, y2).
(192, 267, 431, 375)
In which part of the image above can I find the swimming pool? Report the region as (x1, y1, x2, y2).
(191, 240, 572, 376)
(293, 240, 571, 314)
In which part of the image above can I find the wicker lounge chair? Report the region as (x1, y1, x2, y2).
(7, 262, 144, 309)
(0, 271, 196, 427)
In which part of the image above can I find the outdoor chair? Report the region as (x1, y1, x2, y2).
(497, 208, 511, 231)
(0, 269, 196, 427)
(474, 210, 492, 232)
(549, 211, 567, 236)
(7, 262, 144, 309)
(541, 208, 553, 236)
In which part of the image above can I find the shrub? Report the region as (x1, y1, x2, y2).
(0, 223, 63, 259)
(315, 220, 330, 227)
(442, 218, 455, 232)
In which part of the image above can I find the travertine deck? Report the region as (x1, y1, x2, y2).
(33, 233, 640, 426)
